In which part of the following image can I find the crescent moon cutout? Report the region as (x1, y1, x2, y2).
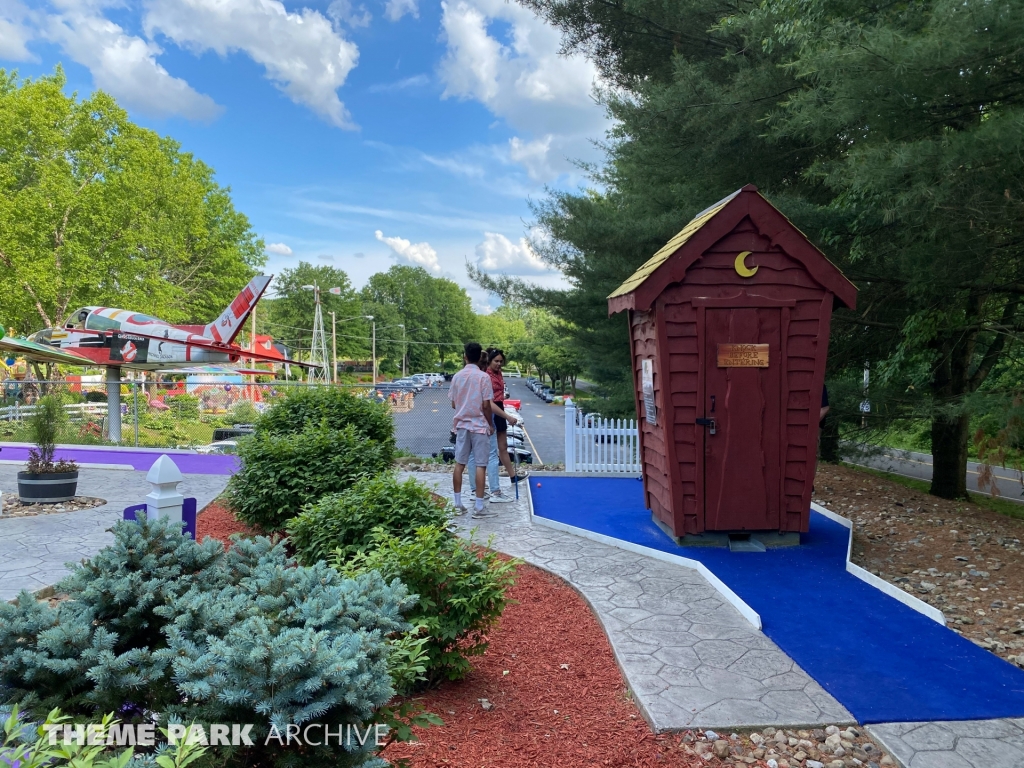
(734, 251, 758, 278)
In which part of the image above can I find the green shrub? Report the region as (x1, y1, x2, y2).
(288, 474, 451, 564)
(165, 394, 201, 420)
(256, 386, 393, 449)
(227, 425, 392, 530)
(230, 400, 261, 425)
(1, 706, 208, 768)
(336, 526, 519, 685)
(0, 516, 423, 768)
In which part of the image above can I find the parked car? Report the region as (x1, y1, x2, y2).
(393, 377, 423, 392)
(435, 442, 533, 465)
(196, 440, 238, 455)
(410, 373, 429, 387)
(541, 388, 554, 403)
(212, 425, 254, 441)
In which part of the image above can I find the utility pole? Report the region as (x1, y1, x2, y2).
(328, 311, 337, 384)
(861, 362, 870, 429)
(249, 305, 256, 385)
(370, 318, 376, 384)
(401, 324, 407, 378)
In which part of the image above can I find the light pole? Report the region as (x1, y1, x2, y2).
(328, 311, 338, 383)
(370, 317, 376, 384)
(331, 314, 374, 382)
(401, 326, 428, 378)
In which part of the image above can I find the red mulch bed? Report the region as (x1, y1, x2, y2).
(384, 564, 699, 768)
(196, 502, 702, 768)
(196, 501, 257, 542)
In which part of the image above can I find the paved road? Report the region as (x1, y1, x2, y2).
(505, 378, 566, 465)
(391, 385, 454, 457)
(390, 379, 568, 465)
(845, 445, 1024, 503)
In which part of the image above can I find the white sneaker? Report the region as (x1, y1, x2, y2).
(471, 507, 498, 518)
(488, 490, 513, 503)
(453, 503, 469, 516)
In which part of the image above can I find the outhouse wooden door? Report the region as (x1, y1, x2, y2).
(702, 307, 783, 530)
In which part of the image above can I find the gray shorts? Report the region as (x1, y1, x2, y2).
(454, 429, 490, 466)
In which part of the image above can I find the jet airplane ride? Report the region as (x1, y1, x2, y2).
(0, 275, 315, 440)
(20, 275, 291, 369)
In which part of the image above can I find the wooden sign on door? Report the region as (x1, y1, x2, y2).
(717, 343, 769, 368)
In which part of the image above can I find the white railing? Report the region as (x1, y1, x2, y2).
(0, 402, 108, 421)
(564, 401, 641, 473)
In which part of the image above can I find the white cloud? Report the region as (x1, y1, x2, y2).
(375, 230, 441, 273)
(43, 6, 222, 120)
(328, 0, 371, 28)
(438, 0, 610, 181)
(474, 232, 550, 275)
(508, 135, 554, 182)
(384, 0, 418, 22)
(266, 242, 293, 256)
(143, 0, 359, 129)
(0, 1, 35, 61)
(367, 74, 429, 93)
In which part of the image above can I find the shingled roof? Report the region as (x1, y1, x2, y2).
(607, 185, 856, 315)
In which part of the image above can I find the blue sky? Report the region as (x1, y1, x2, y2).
(0, 0, 611, 311)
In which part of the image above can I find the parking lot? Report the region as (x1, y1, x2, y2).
(391, 377, 567, 466)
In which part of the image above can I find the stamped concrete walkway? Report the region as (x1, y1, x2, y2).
(405, 471, 1024, 768)
(403, 471, 853, 731)
(0, 464, 229, 600)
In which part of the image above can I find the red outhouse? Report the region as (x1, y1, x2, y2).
(608, 185, 857, 542)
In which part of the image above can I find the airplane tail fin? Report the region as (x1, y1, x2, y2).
(203, 275, 272, 344)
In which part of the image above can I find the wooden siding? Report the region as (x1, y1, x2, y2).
(631, 309, 674, 527)
(654, 217, 829, 534)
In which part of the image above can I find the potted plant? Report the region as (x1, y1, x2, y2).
(17, 395, 79, 503)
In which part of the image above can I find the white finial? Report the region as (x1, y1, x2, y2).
(146, 455, 184, 524)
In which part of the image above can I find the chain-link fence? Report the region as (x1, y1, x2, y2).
(0, 378, 457, 456)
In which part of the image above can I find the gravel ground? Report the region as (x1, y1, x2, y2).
(0, 494, 106, 517)
(814, 464, 1024, 667)
(681, 726, 895, 767)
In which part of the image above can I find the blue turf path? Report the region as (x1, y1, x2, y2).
(530, 476, 1024, 724)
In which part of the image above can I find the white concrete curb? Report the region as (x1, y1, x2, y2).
(525, 481, 763, 631)
(812, 502, 946, 626)
(1, 442, 199, 455)
(0, 459, 134, 471)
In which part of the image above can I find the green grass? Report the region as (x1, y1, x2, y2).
(843, 462, 1024, 522)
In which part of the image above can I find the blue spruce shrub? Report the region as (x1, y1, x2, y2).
(0, 515, 419, 768)
(227, 424, 392, 531)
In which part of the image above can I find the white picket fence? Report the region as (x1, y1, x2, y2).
(564, 401, 641, 473)
(0, 402, 108, 422)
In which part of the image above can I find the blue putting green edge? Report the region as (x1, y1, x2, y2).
(530, 475, 1024, 724)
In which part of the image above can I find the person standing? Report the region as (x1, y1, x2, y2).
(450, 342, 495, 518)
(468, 348, 522, 502)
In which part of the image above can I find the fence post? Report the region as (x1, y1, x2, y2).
(146, 455, 184, 525)
(133, 382, 140, 447)
(564, 400, 576, 471)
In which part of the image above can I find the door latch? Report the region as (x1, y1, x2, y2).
(696, 417, 716, 435)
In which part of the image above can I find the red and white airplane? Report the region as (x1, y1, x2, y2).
(2, 275, 310, 371)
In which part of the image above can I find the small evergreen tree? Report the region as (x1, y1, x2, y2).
(0, 516, 419, 768)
